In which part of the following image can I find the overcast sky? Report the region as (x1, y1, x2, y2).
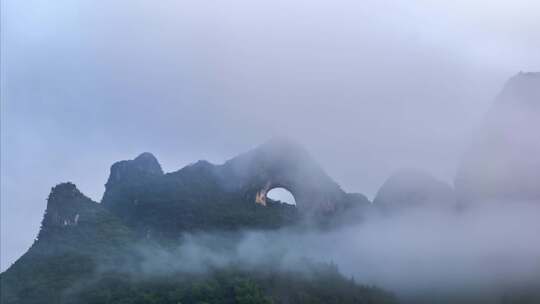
(1, 0, 539, 271)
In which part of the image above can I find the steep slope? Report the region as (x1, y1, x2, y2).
(1, 183, 134, 304)
(455, 72, 540, 204)
(1, 141, 389, 304)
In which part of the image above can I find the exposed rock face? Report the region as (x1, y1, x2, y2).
(104, 152, 163, 196)
(38, 182, 132, 247)
(101, 152, 164, 221)
(1, 183, 134, 304)
(42, 183, 88, 228)
(455, 72, 540, 204)
(374, 169, 456, 214)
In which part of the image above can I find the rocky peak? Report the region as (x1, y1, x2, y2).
(221, 138, 346, 214)
(48, 182, 82, 200)
(42, 182, 94, 228)
(105, 152, 163, 187)
(133, 152, 163, 175)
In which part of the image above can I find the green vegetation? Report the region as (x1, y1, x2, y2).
(62, 262, 396, 304)
(102, 160, 301, 239)
(4, 145, 537, 304)
(0, 182, 395, 304)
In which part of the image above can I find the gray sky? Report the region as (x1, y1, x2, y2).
(1, 0, 539, 271)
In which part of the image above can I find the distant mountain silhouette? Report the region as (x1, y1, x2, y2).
(455, 72, 540, 204)
(374, 169, 456, 214)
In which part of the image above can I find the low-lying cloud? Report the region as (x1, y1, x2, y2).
(130, 202, 540, 299)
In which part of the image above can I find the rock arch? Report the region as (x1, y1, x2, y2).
(102, 138, 372, 225)
(256, 184, 296, 206)
(220, 138, 348, 214)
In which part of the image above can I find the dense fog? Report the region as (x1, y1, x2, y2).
(106, 201, 538, 300)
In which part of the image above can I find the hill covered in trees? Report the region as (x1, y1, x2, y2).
(2, 73, 540, 304)
(1, 140, 392, 304)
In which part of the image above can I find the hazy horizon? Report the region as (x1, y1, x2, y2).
(2, 0, 539, 272)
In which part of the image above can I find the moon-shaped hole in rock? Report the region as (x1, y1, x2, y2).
(266, 187, 296, 206)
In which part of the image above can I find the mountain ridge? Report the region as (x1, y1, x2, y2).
(0, 139, 392, 304)
(2, 73, 539, 304)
